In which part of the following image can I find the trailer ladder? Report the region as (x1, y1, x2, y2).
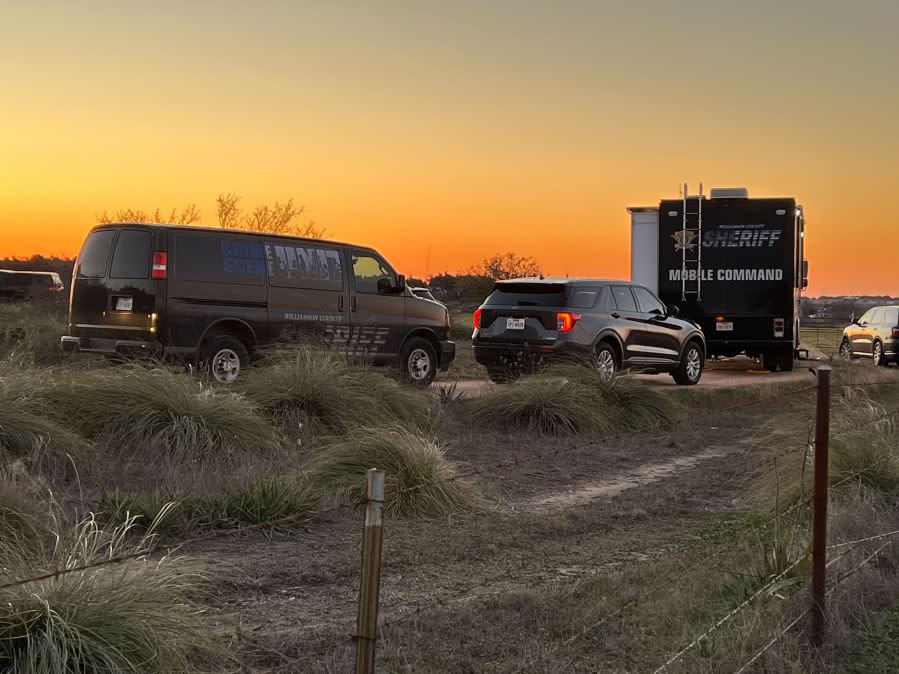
(681, 182, 703, 302)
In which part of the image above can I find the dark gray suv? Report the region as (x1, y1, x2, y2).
(472, 278, 706, 385)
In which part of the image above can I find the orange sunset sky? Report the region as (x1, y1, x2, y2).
(1, 1, 897, 297)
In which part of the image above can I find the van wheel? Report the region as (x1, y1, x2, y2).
(400, 338, 437, 387)
(761, 347, 794, 372)
(672, 341, 704, 385)
(201, 336, 248, 383)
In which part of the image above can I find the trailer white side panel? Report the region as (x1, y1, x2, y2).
(629, 209, 659, 294)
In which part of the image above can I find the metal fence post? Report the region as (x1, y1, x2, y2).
(811, 365, 831, 645)
(356, 469, 385, 674)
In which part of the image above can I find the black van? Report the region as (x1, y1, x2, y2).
(61, 223, 455, 385)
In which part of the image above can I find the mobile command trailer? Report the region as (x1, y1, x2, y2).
(629, 186, 808, 371)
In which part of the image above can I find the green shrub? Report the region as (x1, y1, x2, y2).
(307, 425, 477, 517)
(244, 347, 435, 438)
(53, 365, 278, 460)
(0, 513, 212, 673)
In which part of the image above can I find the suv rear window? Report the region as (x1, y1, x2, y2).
(485, 283, 567, 307)
(77, 230, 116, 278)
(110, 230, 153, 279)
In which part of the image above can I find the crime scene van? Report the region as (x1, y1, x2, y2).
(61, 223, 455, 385)
(628, 186, 808, 371)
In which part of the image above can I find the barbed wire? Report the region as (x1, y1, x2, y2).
(731, 539, 892, 674)
(0, 513, 315, 592)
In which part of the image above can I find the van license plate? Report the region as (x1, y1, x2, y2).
(506, 318, 525, 330)
(716, 321, 734, 332)
(115, 297, 133, 311)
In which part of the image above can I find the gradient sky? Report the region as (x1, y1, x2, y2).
(1, 0, 897, 296)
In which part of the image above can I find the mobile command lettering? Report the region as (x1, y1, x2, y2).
(629, 186, 808, 371)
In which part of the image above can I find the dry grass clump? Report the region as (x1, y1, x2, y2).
(0, 512, 212, 673)
(461, 368, 677, 437)
(243, 346, 436, 439)
(101, 475, 319, 532)
(307, 426, 477, 517)
(0, 369, 87, 464)
(52, 365, 279, 460)
(0, 302, 69, 367)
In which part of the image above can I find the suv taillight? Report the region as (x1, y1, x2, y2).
(473, 308, 482, 329)
(557, 312, 581, 332)
(151, 251, 168, 280)
(892, 328, 899, 339)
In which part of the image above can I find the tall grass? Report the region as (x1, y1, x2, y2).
(0, 512, 212, 673)
(0, 368, 87, 464)
(243, 347, 436, 438)
(307, 426, 477, 517)
(0, 302, 70, 366)
(101, 475, 319, 532)
(52, 365, 279, 460)
(461, 367, 677, 437)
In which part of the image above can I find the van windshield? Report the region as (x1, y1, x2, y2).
(485, 283, 567, 307)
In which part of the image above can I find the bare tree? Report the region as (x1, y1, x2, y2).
(96, 205, 201, 225)
(470, 252, 542, 280)
(95, 194, 325, 238)
(215, 193, 325, 238)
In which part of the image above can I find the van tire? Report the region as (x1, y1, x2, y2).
(400, 337, 438, 387)
(672, 340, 704, 385)
(201, 336, 248, 383)
(761, 347, 794, 372)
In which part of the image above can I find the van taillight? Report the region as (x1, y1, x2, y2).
(151, 252, 168, 280)
(557, 312, 581, 332)
(473, 308, 482, 329)
(774, 318, 785, 337)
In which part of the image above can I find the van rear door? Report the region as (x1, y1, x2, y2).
(70, 227, 159, 342)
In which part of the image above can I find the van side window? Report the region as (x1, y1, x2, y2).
(174, 233, 266, 286)
(77, 230, 117, 278)
(110, 230, 153, 279)
(611, 286, 638, 312)
(352, 253, 395, 294)
(265, 243, 343, 291)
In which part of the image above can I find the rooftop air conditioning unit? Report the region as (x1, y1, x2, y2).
(710, 187, 749, 199)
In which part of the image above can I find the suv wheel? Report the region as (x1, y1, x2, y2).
(873, 341, 886, 367)
(839, 338, 853, 360)
(201, 336, 248, 383)
(595, 343, 618, 380)
(400, 337, 437, 387)
(672, 341, 704, 385)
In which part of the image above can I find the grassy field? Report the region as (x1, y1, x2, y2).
(1, 300, 897, 673)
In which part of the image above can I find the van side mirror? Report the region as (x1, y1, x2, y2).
(377, 274, 406, 294)
(666, 304, 680, 317)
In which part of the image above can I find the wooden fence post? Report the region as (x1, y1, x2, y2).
(356, 469, 385, 674)
(811, 365, 831, 645)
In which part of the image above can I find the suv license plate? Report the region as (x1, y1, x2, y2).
(506, 318, 525, 330)
(716, 321, 734, 332)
